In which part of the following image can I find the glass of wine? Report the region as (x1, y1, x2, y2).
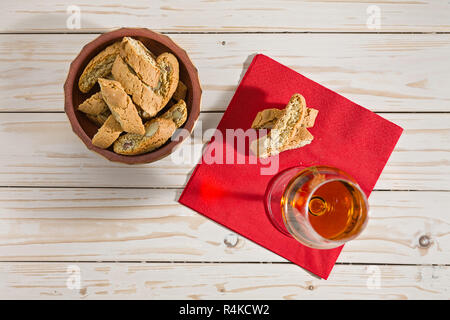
(264, 166, 369, 249)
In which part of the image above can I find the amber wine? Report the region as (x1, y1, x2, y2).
(289, 179, 367, 241)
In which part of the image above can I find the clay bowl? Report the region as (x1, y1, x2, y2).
(64, 28, 201, 164)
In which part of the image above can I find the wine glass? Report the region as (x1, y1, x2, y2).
(264, 165, 369, 249)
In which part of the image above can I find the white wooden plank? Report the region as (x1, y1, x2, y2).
(374, 113, 450, 191)
(1, 33, 450, 112)
(0, 113, 448, 190)
(0, 262, 447, 299)
(3, 0, 450, 33)
(0, 188, 448, 264)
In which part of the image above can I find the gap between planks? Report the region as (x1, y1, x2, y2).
(0, 186, 449, 192)
(0, 261, 447, 266)
(1, 31, 450, 35)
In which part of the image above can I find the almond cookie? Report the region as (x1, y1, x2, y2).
(119, 37, 160, 87)
(103, 73, 115, 80)
(120, 52, 180, 119)
(172, 80, 187, 101)
(154, 52, 179, 110)
(251, 93, 307, 158)
(251, 108, 284, 129)
(303, 107, 319, 128)
(113, 118, 176, 155)
(86, 110, 111, 127)
(280, 126, 314, 152)
(78, 41, 121, 93)
(252, 106, 318, 129)
(78, 92, 109, 115)
(111, 55, 163, 117)
(98, 78, 145, 135)
(161, 99, 187, 128)
(92, 115, 123, 149)
(136, 106, 152, 121)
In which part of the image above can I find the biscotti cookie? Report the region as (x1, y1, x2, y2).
(280, 127, 314, 152)
(111, 55, 163, 117)
(250, 127, 313, 158)
(78, 92, 109, 115)
(87, 110, 111, 127)
(303, 107, 319, 128)
(136, 107, 150, 120)
(122, 52, 179, 119)
(103, 73, 115, 80)
(137, 107, 152, 121)
(154, 52, 179, 110)
(251, 108, 284, 129)
(119, 37, 160, 87)
(161, 99, 187, 128)
(172, 81, 187, 101)
(78, 41, 120, 93)
(92, 115, 123, 149)
(251, 94, 307, 158)
(252, 107, 318, 129)
(98, 78, 145, 135)
(113, 118, 176, 155)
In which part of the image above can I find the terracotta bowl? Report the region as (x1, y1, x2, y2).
(64, 28, 201, 164)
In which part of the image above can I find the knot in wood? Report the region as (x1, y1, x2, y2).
(224, 233, 239, 247)
(418, 235, 431, 248)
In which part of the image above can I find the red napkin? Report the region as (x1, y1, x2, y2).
(179, 54, 403, 279)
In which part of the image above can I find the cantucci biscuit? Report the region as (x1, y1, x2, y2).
(280, 126, 314, 152)
(137, 106, 152, 121)
(251, 108, 284, 129)
(113, 118, 176, 155)
(172, 81, 187, 101)
(161, 99, 187, 128)
(98, 78, 145, 135)
(92, 115, 123, 149)
(111, 55, 163, 117)
(303, 107, 319, 128)
(87, 110, 111, 127)
(154, 52, 179, 110)
(128, 52, 179, 119)
(78, 41, 120, 93)
(252, 106, 318, 129)
(119, 37, 160, 87)
(78, 92, 109, 115)
(251, 94, 309, 158)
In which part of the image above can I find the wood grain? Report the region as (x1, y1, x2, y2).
(0, 188, 448, 264)
(0, 113, 448, 190)
(3, 0, 450, 33)
(1, 2, 449, 299)
(1, 34, 450, 112)
(0, 262, 447, 299)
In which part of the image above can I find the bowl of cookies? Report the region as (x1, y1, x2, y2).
(64, 28, 201, 164)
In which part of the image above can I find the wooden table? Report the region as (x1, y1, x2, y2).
(1, 1, 449, 299)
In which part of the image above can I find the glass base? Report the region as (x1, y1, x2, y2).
(264, 166, 306, 238)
